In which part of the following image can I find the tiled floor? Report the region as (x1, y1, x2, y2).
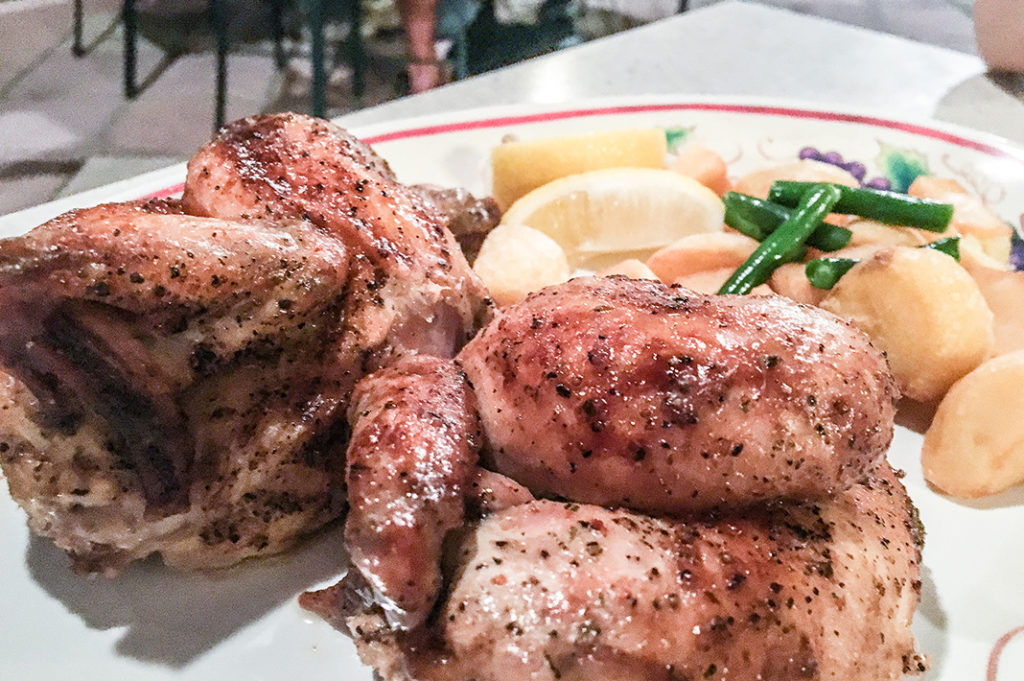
(0, 0, 410, 215)
(0, 0, 977, 218)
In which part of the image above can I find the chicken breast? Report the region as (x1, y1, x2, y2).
(459, 276, 898, 514)
(344, 464, 924, 681)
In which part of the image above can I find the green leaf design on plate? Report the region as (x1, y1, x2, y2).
(875, 143, 930, 193)
(664, 127, 694, 154)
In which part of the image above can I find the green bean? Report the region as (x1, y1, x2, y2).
(722, 201, 769, 240)
(805, 257, 859, 289)
(922, 236, 961, 260)
(718, 184, 843, 295)
(723, 192, 851, 251)
(768, 181, 954, 232)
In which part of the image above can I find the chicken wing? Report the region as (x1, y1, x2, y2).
(344, 354, 481, 630)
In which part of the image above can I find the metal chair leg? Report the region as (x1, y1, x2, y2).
(73, 0, 85, 56)
(271, 0, 287, 68)
(345, 0, 366, 98)
(123, 0, 138, 97)
(209, 0, 229, 130)
(309, 0, 327, 118)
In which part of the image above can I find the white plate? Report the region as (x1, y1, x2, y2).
(2, 97, 1024, 680)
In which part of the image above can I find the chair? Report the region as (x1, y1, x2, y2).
(71, 0, 362, 128)
(304, 0, 366, 118)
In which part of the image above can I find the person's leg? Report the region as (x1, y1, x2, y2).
(398, 0, 443, 92)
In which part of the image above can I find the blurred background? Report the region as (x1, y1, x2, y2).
(0, 0, 980, 216)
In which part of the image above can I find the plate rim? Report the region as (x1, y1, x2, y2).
(3, 94, 1024, 234)
(351, 94, 1024, 164)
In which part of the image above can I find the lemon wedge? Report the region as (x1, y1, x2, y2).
(499, 167, 725, 267)
(491, 128, 667, 210)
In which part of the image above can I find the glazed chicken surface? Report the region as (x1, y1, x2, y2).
(459, 276, 898, 513)
(0, 114, 488, 574)
(344, 466, 922, 681)
(316, 276, 923, 681)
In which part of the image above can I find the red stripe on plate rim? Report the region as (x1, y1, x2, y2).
(363, 103, 1024, 161)
(138, 103, 1024, 199)
(140, 182, 186, 201)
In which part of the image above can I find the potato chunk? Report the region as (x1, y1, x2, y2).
(669, 144, 731, 196)
(732, 159, 858, 199)
(769, 262, 827, 306)
(922, 350, 1024, 497)
(473, 223, 570, 306)
(963, 262, 1024, 356)
(846, 219, 931, 249)
(820, 247, 994, 401)
(598, 259, 659, 280)
(645, 232, 758, 283)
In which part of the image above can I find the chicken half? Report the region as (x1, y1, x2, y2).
(315, 276, 923, 681)
(0, 114, 489, 574)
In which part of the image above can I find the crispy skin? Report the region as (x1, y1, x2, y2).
(346, 465, 924, 681)
(183, 113, 489, 362)
(344, 355, 481, 630)
(0, 203, 354, 573)
(459, 276, 898, 513)
(0, 115, 491, 574)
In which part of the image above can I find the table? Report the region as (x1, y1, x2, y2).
(339, 0, 1024, 144)
(4, 0, 1022, 233)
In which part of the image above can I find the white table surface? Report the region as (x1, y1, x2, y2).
(339, 0, 1023, 144)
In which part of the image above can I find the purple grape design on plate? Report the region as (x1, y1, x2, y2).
(797, 146, 890, 190)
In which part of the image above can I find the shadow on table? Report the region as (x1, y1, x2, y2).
(26, 519, 349, 668)
(914, 564, 949, 677)
(988, 70, 1024, 99)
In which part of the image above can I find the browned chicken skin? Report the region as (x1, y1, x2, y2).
(345, 354, 480, 630)
(0, 114, 489, 574)
(0, 202, 354, 571)
(460, 276, 898, 513)
(183, 112, 489, 361)
(330, 277, 922, 681)
(349, 465, 923, 681)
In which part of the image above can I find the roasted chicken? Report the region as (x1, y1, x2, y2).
(321, 276, 923, 681)
(341, 467, 923, 681)
(0, 114, 924, 681)
(0, 114, 488, 574)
